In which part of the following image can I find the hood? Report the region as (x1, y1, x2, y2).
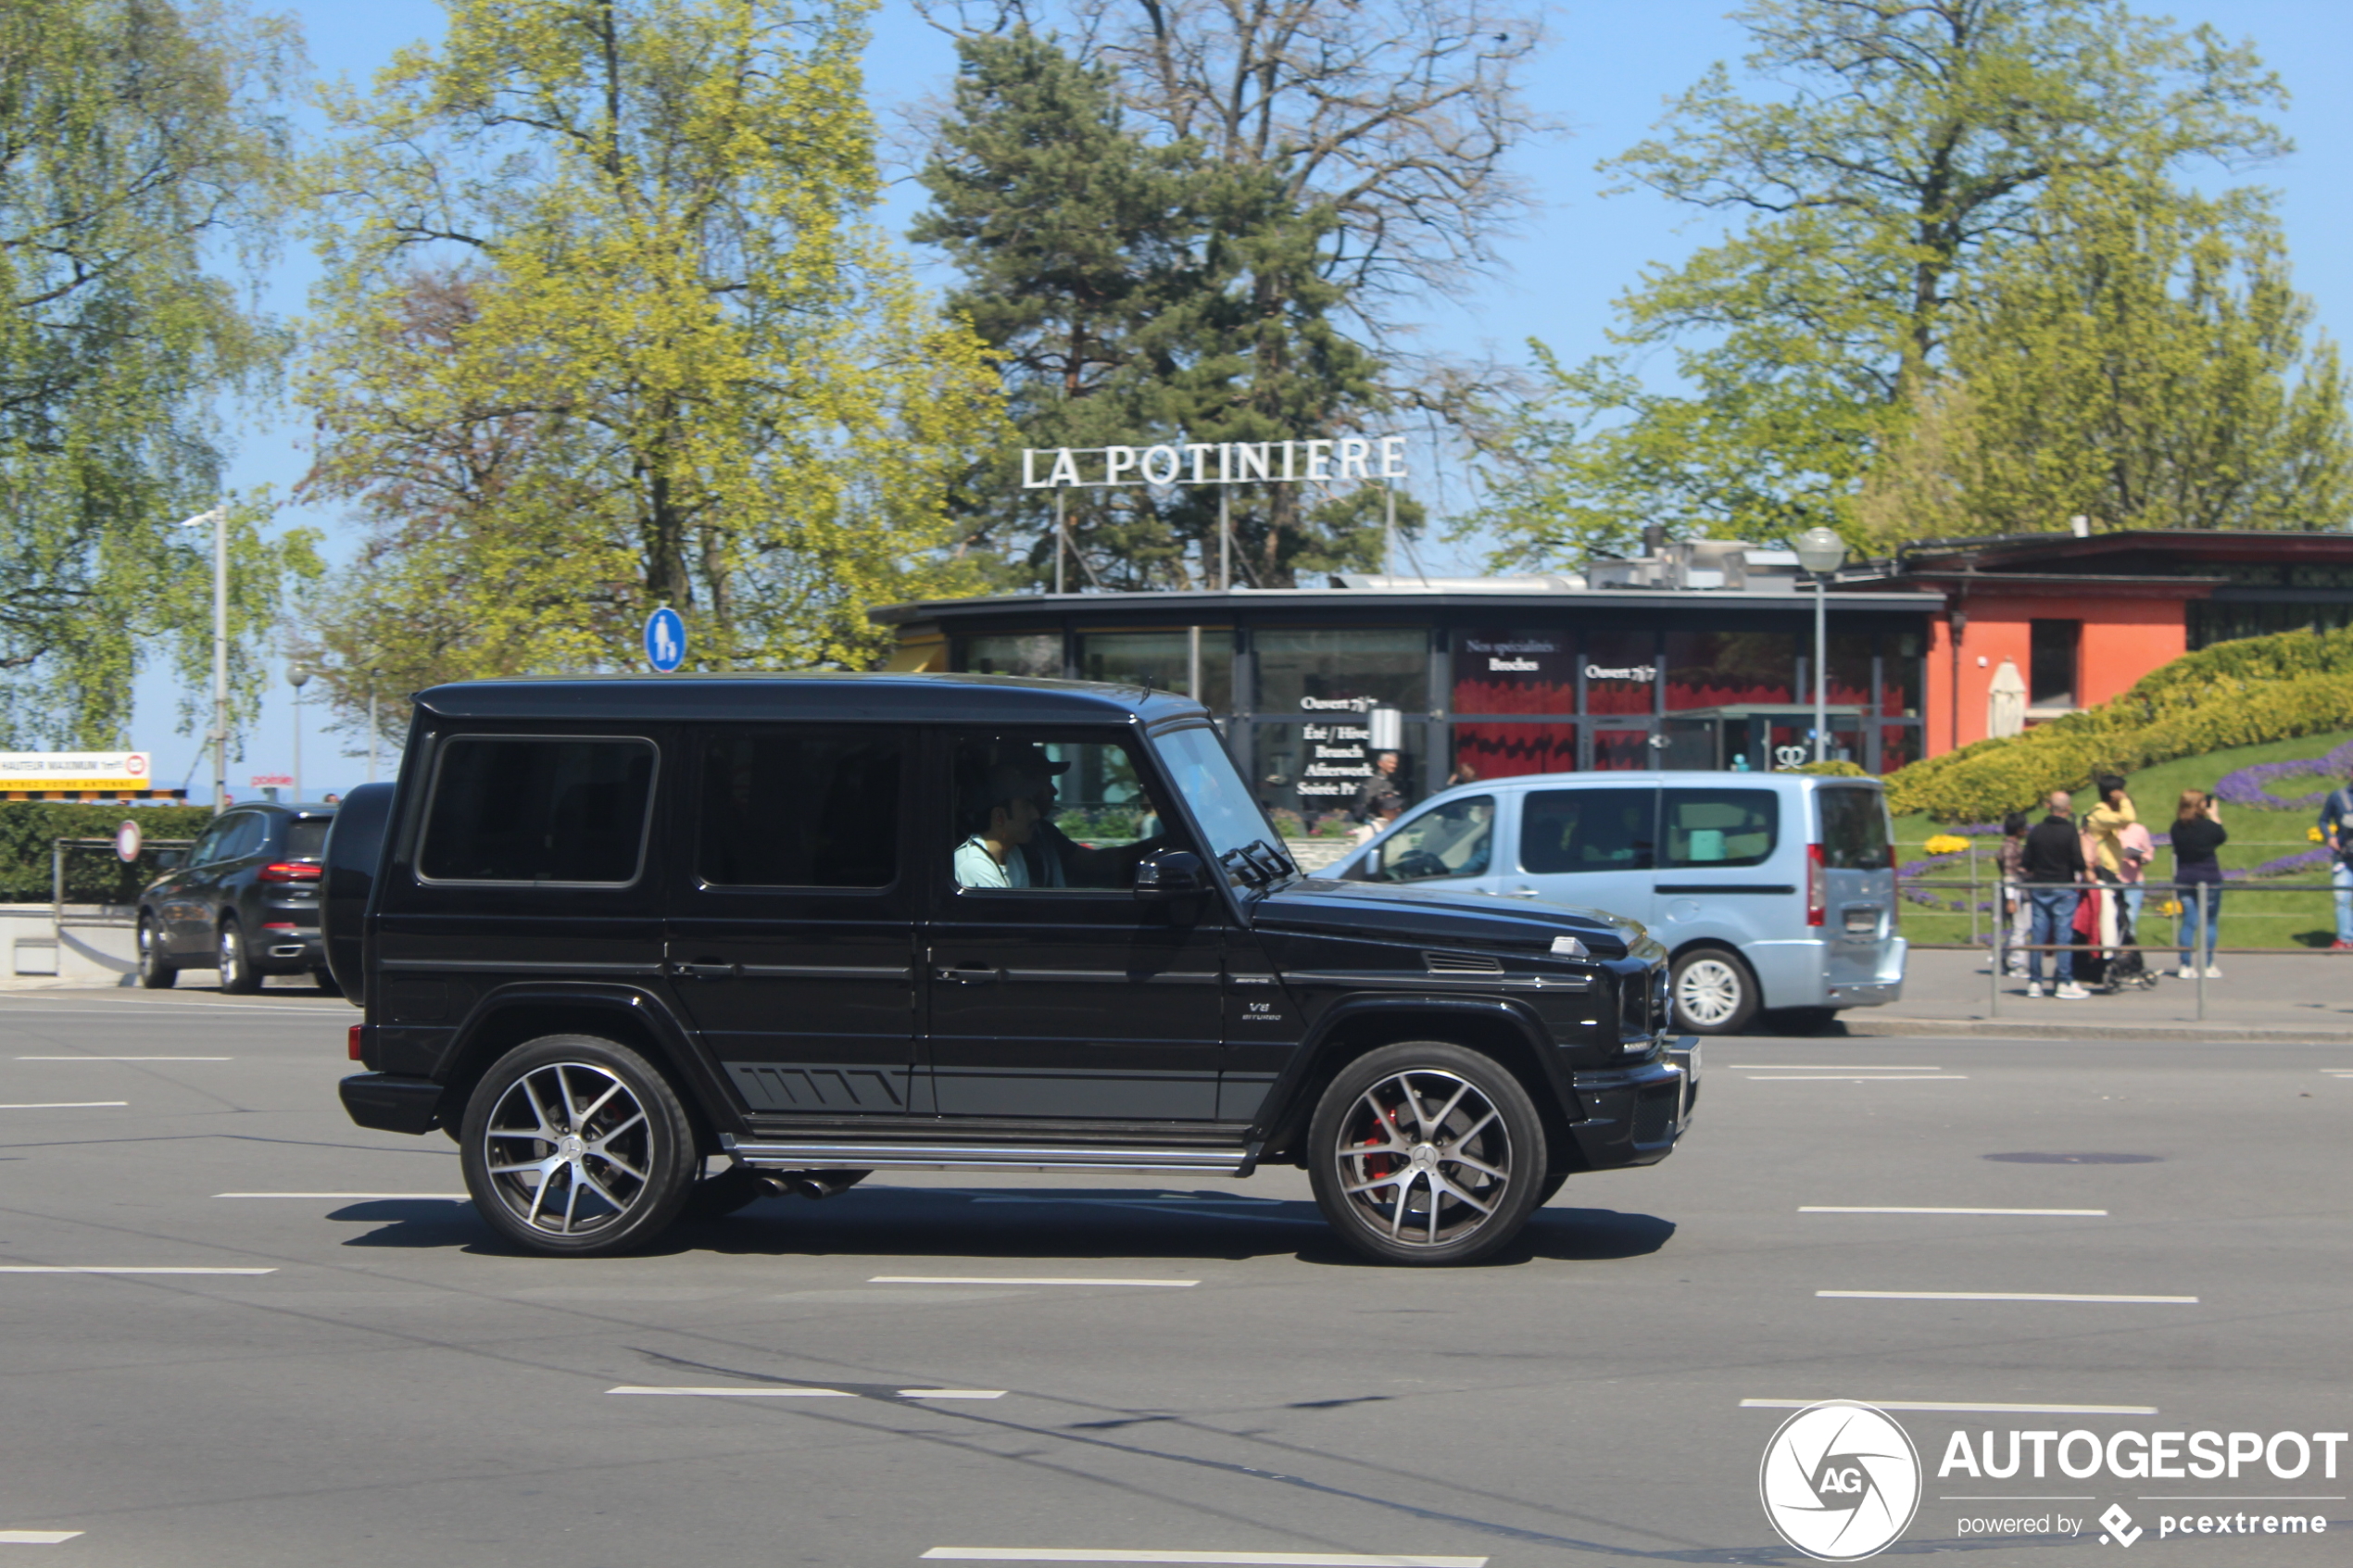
(1250, 877, 1649, 960)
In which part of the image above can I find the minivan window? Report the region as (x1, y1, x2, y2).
(419, 736, 657, 884)
(1521, 787, 1655, 873)
(698, 728, 900, 888)
(1661, 788, 1777, 868)
(283, 819, 331, 859)
(1366, 796, 1492, 883)
(1817, 785, 1890, 870)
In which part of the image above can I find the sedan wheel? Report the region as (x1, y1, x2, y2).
(216, 919, 259, 995)
(1307, 1041, 1545, 1266)
(459, 1035, 696, 1256)
(136, 916, 176, 989)
(1670, 947, 1756, 1035)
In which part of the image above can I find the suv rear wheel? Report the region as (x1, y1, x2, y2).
(459, 1035, 698, 1256)
(1307, 1041, 1546, 1266)
(136, 916, 176, 989)
(216, 918, 259, 995)
(1669, 946, 1757, 1035)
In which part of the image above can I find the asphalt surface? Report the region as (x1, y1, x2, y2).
(0, 985, 2347, 1566)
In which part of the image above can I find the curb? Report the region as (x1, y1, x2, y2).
(1836, 1014, 2353, 1043)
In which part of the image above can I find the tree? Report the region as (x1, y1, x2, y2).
(1475, 0, 2288, 566)
(0, 0, 315, 748)
(299, 0, 1002, 733)
(1855, 176, 2353, 543)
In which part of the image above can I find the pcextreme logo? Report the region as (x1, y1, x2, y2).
(1758, 1401, 1923, 1561)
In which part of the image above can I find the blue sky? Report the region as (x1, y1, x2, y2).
(140, 0, 2353, 798)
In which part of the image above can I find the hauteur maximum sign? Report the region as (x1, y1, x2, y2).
(1022, 437, 1410, 490)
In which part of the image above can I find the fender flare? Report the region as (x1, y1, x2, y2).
(434, 983, 746, 1142)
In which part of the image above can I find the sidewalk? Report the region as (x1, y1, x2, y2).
(1840, 947, 2353, 1041)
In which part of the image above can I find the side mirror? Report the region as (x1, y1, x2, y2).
(1133, 847, 1208, 900)
(152, 848, 187, 871)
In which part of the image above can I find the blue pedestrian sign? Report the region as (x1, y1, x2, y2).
(643, 607, 686, 672)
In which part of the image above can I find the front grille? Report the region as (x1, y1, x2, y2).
(1425, 950, 1504, 976)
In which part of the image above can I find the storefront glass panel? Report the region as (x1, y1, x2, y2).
(1254, 629, 1428, 713)
(962, 633, 1062, 679)
(1453, 629, 1575, 714)
(1584, 630, 1656, 716)
(1078, 631, 1233, 710)
(1828, 633, 1872, 710)
(1592, 728, 1654, 771)
(1882, 633, 1923, 716)
(1251, 720, 1425, 826)
(1452, 722, 1576, 781)
(1879, 724, 1921, 771)
(1665, 631, 1796, 709)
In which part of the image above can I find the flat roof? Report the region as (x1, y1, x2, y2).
(870, 586, 1944, 626)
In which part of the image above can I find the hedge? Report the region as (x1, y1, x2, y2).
(0, 803, 216, 904)
(1884, 623, 2353, 821)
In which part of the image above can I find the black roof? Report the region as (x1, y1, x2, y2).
(410, 671, 1212, 727)
(870, 585, 1941, 626)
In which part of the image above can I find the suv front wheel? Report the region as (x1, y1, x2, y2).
(1307, 1041, 1546, 1266)
(459, 1035, 698, 1256)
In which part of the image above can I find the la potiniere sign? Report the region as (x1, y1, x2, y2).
(0, 752, 152, 792)
(1023, 437, 1410, 489)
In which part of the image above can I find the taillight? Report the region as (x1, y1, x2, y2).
(347, 1023, 365, 1062)
(260, 861, 322, 883)
(1806, 842, 1827, 926)
(1887, 841, 1898, 870)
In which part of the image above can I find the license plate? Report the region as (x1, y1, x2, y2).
(1843, 908, 1879, 935)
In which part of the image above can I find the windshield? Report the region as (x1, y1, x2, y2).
(1151, 725, 1287, 882)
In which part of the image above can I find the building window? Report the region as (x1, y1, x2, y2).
(1583, 630, 1657, 716)
(1453, 629, 1575, 714)
(1452, 722, 1576, 781)
(1078, 631, 1233, 710)
(2029, 620, 2080, 708)
(1664, 630, 1795, 710)
(1253, 628, 1428, 713)
(1882, 633, 1922, 717)
(963, 633, 1062, 679)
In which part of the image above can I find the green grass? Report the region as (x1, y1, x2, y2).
(1893, 727, 2349, 949)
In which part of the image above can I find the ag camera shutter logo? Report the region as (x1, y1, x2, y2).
(1759, 1401, 1923, 1560)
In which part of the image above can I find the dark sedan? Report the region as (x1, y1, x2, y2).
(137, 801, 338, 992)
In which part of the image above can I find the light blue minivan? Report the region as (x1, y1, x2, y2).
(1325, 771, 1906, 1034)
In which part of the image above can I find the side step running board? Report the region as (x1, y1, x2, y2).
(724, 1135, 1257, 1177)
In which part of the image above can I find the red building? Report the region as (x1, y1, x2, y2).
(1843, 530, 2353, 754)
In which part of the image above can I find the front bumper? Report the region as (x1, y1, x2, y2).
(339, 1073, 443, 1135)
(1567, 1035, 1698, 1170)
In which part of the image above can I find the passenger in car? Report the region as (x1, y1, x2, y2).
(952, 762, 1044, 888)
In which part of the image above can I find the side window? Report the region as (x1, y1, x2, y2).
(1367, 796, 1493, 884)
(1817, 786, 1890, 870)
(418, 736, 657, 884)
(1662, 788, 1778, 868)
(950, 732, 1179, 892)
(216, 814, 265, 861)
(1521, 787, 1656, 874)
(186, 819, 232, 866)
(698, 728, 902, 888)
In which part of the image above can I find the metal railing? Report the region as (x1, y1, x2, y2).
(1900, 838, 2342, 949)
(50, 838, 193, 929)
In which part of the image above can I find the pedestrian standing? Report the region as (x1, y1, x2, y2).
(1351, 751, 1403, 822)
(2323, 760, 2353, 951)
(1997, 811, 2031, 977)
(2022, 790, 2089, 999)
(2171, 789, 2227, 978)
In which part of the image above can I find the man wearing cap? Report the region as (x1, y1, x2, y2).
(1007, 742, 1172, 888)
(952, 760, 1045, 889)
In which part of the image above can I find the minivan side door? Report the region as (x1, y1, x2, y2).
(1504, 784, 1659, 927)
(664, 724, 921, 1117)
(1649, 783, 1793, 952)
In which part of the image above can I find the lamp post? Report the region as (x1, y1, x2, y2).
(367, 667, 382, 783)
(288, 664, 311, 801)
(173, 508, 227, 812)
(1793, 526, 1849, 764)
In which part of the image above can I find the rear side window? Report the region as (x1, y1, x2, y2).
(1521, 787, 1655, 874)
(419, 736, 657, 884)
(698, 728, 902, 888)
(1817, 786, 1890, 870)
(1662, 788, 1777, 868)
(217, 815, 267, 860)
(283, 820, 331, 859)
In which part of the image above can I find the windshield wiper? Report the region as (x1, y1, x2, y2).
(1218, 845, 1269, 890)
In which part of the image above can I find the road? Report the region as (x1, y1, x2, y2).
(0, 985, 2347, 1565)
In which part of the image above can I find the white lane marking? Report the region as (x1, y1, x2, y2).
(17, 1056, 231, 1061)
(1818, 1290, 2196, 1304)
(1800, 1206, 2108, 1216)
(900, 1389, 1008, 1399)
(0, 1266, 275, 1275)
(872, 1276, 1199, 1287)
(922, 1553, 1488, 1567)
(0, 1532, 82, 1544)
(0, 1101, 127, 1110)
(1742, 1399, 2158, 1415)
(1743, 1074, 1969, 1082)
(1726, 1064, 1943, 1071)
(609, 1386, 852, 1398)
(215, 1192, 468, 1200)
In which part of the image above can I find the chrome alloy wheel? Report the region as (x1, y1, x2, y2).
(1329, 1068, 1512, 1248)
(1674, 955, 1746, 1028)
(478, 1062, 656, 1237)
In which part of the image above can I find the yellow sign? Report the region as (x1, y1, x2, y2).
(0, 751, 154, 793)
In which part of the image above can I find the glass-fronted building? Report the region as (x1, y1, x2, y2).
(873, 574, 1940, 824)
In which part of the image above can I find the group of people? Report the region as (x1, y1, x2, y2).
(1997, 775, 2225, 998)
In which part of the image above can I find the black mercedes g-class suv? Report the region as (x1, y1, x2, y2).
(329, 674, 1695, 1265)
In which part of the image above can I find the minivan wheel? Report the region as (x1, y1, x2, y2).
(136, 916, 176, 989)
(1307, 1041, 1546, 1266)
(459, 1035, 697, 1256)
(1670, 947, 1756, 1035)
(216, 919, 259, 995)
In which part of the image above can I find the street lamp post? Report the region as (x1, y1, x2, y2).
(174, 508, 227, 813)
(367, 669, 381, 784)
(288, 664, 311, 801)
(1793, 527, 1849, 764)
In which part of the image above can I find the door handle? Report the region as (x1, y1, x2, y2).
(1505, 887, 1542, 898)
(935, 963, 1002, 984)
(671, 961, 737, 981)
